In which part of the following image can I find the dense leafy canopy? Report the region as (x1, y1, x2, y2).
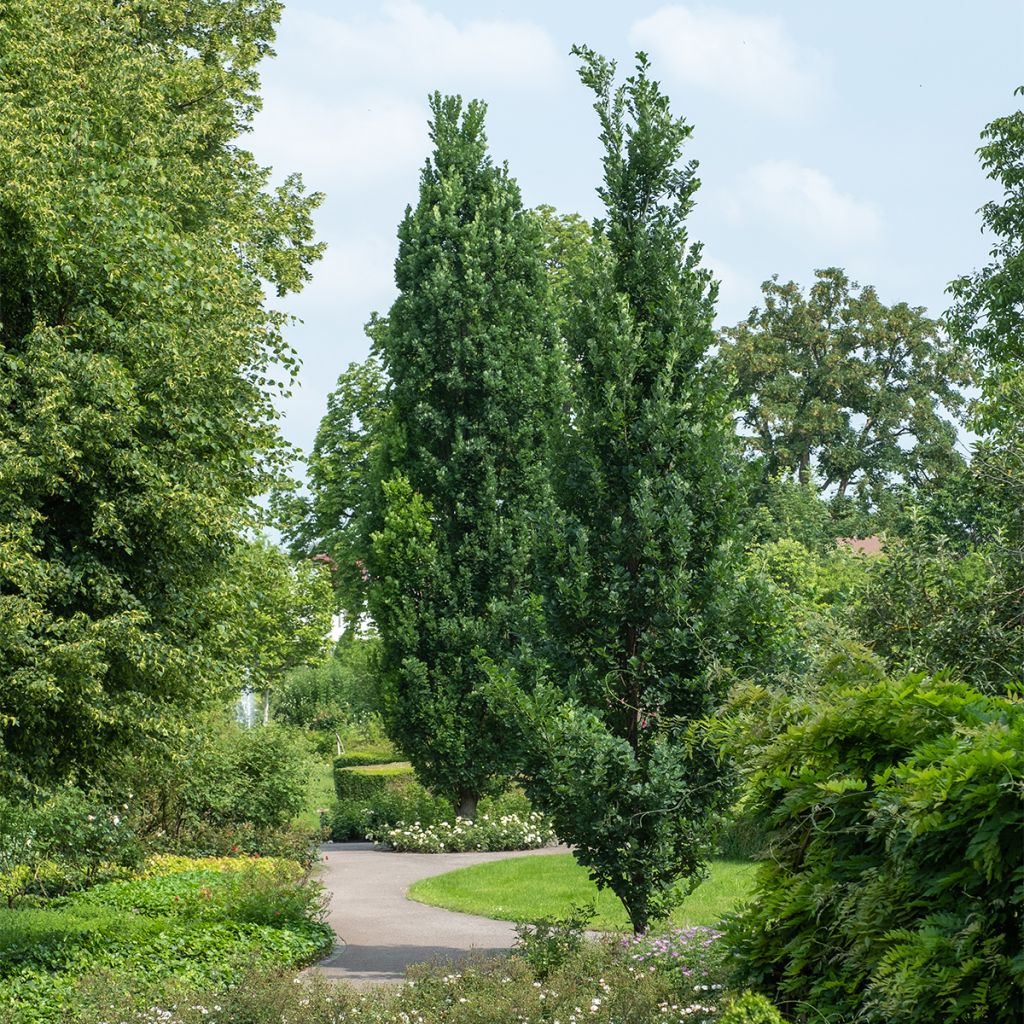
(366, 94, 558, 817)
(721, 268, 974, 501)
(278, 353, 388, 625)
(501, 48, 739, 934)
(224, 541, 334, 725)
(0, 0, 323, 789)
(724, 663, 1022, 1024)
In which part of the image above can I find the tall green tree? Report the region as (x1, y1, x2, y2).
(947, 85, 1024, 671)
(499, 49, 739, 933)
(366, 94, 557, 820)
(224, 541, 334, 726)
(279, 352, 388, 626)
(721, 268, 975, 502)
(0, 0, 322, 789)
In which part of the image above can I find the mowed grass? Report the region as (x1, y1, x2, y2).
(291, 759, 336, 832)
(407, 853, 757, 930)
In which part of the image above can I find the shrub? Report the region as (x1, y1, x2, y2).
(332, 761, 414, 801)
(124, 719, 316, 860)
(0, 789, 141, 904)
(513, 901, 594, 979)
(724, 662, 1022, 1024)
(621, 926, 728, 991)
(0, 855, 332, 1023)
(369, 811, 555, 853)
(333, 750, 402, 769)
(329, 784, 541, 843)
(718, 991, 789, 1024)
(67, 927, 738, 1024)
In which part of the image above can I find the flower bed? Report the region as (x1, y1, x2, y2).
(0, 855, 333, 1023)
(369, 811, 555, 853)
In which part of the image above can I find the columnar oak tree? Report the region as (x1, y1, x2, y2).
(0, 0, 322, 787)
(499, 50, 740, 933)
(367, 95, 557, 819)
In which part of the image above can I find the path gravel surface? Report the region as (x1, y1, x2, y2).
(311, 841, 569, 988)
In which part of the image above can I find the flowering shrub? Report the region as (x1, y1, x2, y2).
(369, 812, 555, 853)
(70, 931, 767, 1024)
(622, 926, 729, 998)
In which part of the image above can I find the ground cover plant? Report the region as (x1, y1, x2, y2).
(0, 855, 333, 1023)
(408, 854, 757, 930)
(68, 923, 786, 1024)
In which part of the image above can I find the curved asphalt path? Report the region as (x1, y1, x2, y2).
(311, 841, 569, 987)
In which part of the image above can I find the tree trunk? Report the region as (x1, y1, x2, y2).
(262, 687, 271, 726)
(798, 450, 811, 485)
(455, 790, 478, 822)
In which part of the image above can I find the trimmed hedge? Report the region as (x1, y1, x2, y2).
(333, 751, 402, 770)
(332, 761, 414, 801)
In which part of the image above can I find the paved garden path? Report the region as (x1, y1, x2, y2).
(311, 841, 569, 988)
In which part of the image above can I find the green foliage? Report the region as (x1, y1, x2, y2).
(0, 0, 323, 788)
(0, 856, 331, 1023)
(513, 901, 594, 979)
(724, 665, 1022, 1024)
(58, 934, 742, 1024)
(622, 926, 729, 991)
(367, 92, 559, 816)
(332, 762, 411, 801)
(720, 538, 867, 689)
(225, 540, 334, 725)
(853, 521, 1023, 693)
(948, 85, 1024, 441)
(371, 810, 554, 853)
(279, 353, 390, 623)
(124, 717, 314, 856)
(276, 637, 382, 750)
(947, 85, 1024, 666)
(722, 267, 974, 503)
(328, 774, 532, 842)
(717, 992, 789, 1024)
(0, 789, 141, 904)
(508, 48, 738, 935)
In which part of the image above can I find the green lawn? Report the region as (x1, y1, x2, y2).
(407, 853, 756, 930)
(291, 759, 336, 832)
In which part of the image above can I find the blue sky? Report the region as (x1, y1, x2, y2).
(247, 1, 1023, 460)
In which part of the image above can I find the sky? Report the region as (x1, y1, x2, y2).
(246, 1, 1023, 463)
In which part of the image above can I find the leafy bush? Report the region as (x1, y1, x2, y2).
(0, 855, 332, 1023)
(67, 927, 741, 1024)
(122, 718, 317, 861)
(852, 527, 1023, 694)
(328, 782, 538, 843)
(275, 636, 382, 733)
(512, 901, 594, 979)
(621, 926, 728, 990)
(333, 750, 402, 769)
(724, 661, 1022, 1024)
(332, 761, 413, 801)
(370, 811, 555, 853)
(0, 789, 141, 904)
(718, 992, 790, 1024)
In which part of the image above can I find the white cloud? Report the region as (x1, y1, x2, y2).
(292, 3, 561, 90)
(252, 93, 427, 189)
(723, 160, 883, 247)
(629, 6, 826, 114)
